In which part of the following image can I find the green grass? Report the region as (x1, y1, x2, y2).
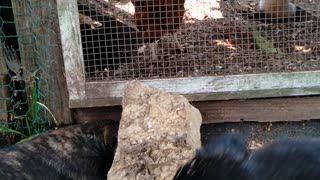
(1, 72, 57, 145)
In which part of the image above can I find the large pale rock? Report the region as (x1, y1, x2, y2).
(108, 81, 202, 180)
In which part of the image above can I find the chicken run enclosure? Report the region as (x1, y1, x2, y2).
(65, 0, 320, 107)
(1, 0, 320, 139)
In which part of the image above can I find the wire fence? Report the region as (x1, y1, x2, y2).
(1, 0, 319, 145)
(0, 0, 55, 147)
(78, 0, 320, 82)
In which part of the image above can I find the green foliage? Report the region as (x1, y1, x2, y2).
(0, 127, 27, 138)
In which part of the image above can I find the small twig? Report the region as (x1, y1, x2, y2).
(36, 102, 59, 129)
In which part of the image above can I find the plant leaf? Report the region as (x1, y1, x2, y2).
(0, 127, 27, 138)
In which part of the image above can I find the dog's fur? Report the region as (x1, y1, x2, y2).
(174, 133, 249, 180)
(0, 120, 119, 180)
(174, 133, 320, 180)
(244, 137, 320, 180)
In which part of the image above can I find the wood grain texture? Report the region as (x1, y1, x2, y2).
(193, 96, 320, 123)
(73, 96, 320, 124)
(70, 71, 320, 108)
(73, 106, 122, 124)
(57, 0, 86, 102)
(0, 46, 9, 123)
(11, 0, 72, 124)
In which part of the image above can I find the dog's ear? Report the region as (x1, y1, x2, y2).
(103, 126, 112, 145)
(102, 124, 118, 148)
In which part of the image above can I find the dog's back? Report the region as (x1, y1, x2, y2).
(0, 120, 119, 180)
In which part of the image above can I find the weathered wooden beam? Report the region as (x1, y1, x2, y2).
(56, 0, 86, 103)
(10, 0, 34, 66)
(0, 46, 9, 124)
(193, 96, 320, 123)
(70, 71, 320, 108)
(73, 106, 122, 124)
(78, 0, 138, 31)
(11, 0, 72, 124)
(73, 96, 320, 124)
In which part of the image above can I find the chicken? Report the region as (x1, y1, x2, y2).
(132, 0, 185, 60)
(257, 0, 317, 23)
(258, 0, 297, 18)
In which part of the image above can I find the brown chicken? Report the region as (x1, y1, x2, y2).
(132, 0, 186, 59)
(257, 0, 317, 23)
(258, 0, 296, 18)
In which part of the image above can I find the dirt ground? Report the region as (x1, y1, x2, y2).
(201, 120, 320, 151)
(84, 0, 320, 81)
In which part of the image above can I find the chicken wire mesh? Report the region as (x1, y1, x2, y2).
(0, 0, 55, 146)
(78, 0, 320, 82)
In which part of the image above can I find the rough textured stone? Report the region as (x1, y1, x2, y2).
(108, 80, 202, 180)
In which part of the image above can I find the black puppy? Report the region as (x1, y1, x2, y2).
(174, 133, 249, 180)
(175, 133, 320, 180)
(244, 137, 320, 180)
(0, 120, 118, 180)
